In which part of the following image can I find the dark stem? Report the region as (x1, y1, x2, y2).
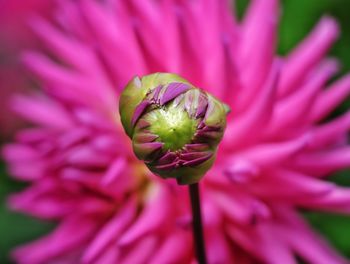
(189, 183, 207, 264)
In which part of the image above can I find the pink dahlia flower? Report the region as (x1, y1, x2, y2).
(3, 0, 350, 263)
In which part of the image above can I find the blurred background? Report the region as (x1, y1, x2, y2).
(1, 0, 350, 263)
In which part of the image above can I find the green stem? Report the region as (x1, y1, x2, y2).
(189, 183, 207, 264)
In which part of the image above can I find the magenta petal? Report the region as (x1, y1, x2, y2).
(184, 90, 194, 115)
(82, 201, 135, 263)
(184, 143, 208, 152)
(131, 100, 151, 126)
(133, 132, 159, 143)
(155, 161, 179, 170)
(174, 93, 184, 107)
(120, 236, 157, 264)
(3, 144, 41, 161)
(12, 216, 99, 264)
(135, 119, 151, 130)
(183, 152, 212, 166)
(150, 232, 190, 263)
(118, 186, 171, 245)
(151, 85, 163, 102)
(101, 158, 126, 186)
(201, 125, 221, 132)
(133, 142, 163, 159)
(159, 83, 190, 105)
(157, 151, 177, 165)
(196, 130, 220, 140)
(180, 151, 212, 161)
(195, 95, 208, 118)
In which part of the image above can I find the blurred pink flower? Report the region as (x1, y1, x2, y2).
(0, 0, 54, 139)
(3, 0, 350, 263)
(0, 0, 53, 48)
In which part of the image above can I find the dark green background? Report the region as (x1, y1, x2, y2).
(1, 0, 350, 263)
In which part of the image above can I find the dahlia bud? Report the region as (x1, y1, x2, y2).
(119, 73, 229, 184)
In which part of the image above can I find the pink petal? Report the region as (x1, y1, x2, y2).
(311, 110, 350, 148)
(277, 208, 349, 264)
(82, 202, 136, 263)
(12, 216, 99, 264)
(279, 17, 339, 97)
(207, 230, 232, 263)
(252, 169, 334, 200)
(268, 59, 338, 135)
(212, 190, 270, 225)
(312, 74, 350, 121)
(150, 231, 192, 264)
(256, 225, 296, 264)
(223, 60, 279, 149)
(237, 0, 278, 112)
(63, 146, 113, 168)
(237, 133, 311, 166)
(120, 236, 157, 264)
(80, 0, 146, 82)
(293, 147, 350, 176)
(12, 95, 74, 129)
(118, 185, 172, 245)
(302, 187, 350, 213)
(101, 158, 126, 186)
(30, 17, 97, 73)
(2, 144, 41, 161)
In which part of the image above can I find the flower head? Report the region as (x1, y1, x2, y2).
(120, 73, 229, 184)
(3, 0, 350, 263)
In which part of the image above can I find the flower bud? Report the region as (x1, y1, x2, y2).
(119, 73, 229, 184)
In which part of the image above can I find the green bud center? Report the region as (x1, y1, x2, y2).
(146, 102, 198, 151)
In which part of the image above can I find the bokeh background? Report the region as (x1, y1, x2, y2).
(1, 0, 350, 263)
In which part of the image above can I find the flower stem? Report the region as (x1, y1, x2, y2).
(189, 183, 207, 264)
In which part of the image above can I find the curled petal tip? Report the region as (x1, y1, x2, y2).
(159, 83, 191, 105)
